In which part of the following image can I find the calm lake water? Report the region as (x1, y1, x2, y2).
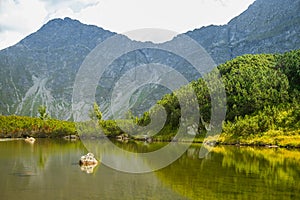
(0, 139, 299, 200)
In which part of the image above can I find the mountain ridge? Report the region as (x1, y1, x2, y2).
(186, 0, 300, 63)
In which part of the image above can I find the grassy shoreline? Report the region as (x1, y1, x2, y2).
(217, 134, 300, 148)
(1, 115, 299, 148)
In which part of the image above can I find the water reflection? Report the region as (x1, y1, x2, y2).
(0, 139, 299, 200)
(0, 139, 184, 200)
(213, 146, 300, 184)
(80, 163, 98, 174)
(81, 138, 191, 173)
(157, 145, 300, 199)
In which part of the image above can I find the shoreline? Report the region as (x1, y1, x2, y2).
(1, 135, 300, 149)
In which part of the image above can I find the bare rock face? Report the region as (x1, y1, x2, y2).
(186, 0, 300, 64)
(0, 0, 299, 119)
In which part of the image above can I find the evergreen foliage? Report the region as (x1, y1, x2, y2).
(38, 105, 50, 120)
(0, 115, 76, 138)
(134, 50, 300, 145)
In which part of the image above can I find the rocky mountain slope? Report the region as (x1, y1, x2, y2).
(186, 0, 300, 64)
(0, 18, 115, 119)
(0, 0, 299, 119)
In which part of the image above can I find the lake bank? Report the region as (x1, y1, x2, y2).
(218, 133, 300, 148)
(1, 114, 300, 148)
(2, 131, 300, 149)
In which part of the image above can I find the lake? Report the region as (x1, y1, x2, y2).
(0, 139, 299, 199)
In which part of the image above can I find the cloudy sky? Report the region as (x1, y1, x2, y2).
(0, 0, 255, 50)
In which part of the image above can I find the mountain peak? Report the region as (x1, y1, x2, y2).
(18, 17, 115, 50)
(40, 17, 88, 33)
(44, 17, 82, 27)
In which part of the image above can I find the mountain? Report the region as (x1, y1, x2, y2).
(0, 18, 115, 119)
(186, 0, 300, 64)
(0, 0, 299, 120)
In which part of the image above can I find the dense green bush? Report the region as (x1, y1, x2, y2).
(220, 54, 289, 120)
(223, 104, 299, 137)
(276, 50, 300, 90)
(133, 50, 299, 141)
(0, 115, 76, 138)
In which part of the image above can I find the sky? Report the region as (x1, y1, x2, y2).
(0, 0, 255, 50)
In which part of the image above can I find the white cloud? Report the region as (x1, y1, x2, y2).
(0, 0, 100, 49)
(0, 0, 46, 32)
(77, 0, 255, 33)
(41, 0, 100, 20)
(0, 0, 255, 50)
(41, 0, 99, 10)
(0, 0, 47, 49)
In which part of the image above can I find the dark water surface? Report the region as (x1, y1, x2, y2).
(0, 139, 299, 199)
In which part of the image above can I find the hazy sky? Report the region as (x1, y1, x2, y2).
(0, 0, 255, 50)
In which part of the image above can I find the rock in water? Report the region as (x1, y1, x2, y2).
(79, 153, 98, 166)
(24, 137, 36, 144)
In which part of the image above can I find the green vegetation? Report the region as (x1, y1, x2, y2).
(89, 102, 102, 121)
(221, 103, 300, 147)
(38, 105, 50, 120)
(131, 49, 300, 146)
(0, 115, 76, 138)
(71, 49, 300, 146)
(218, 50, 300, 146)
(276, 49, 300, 91)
